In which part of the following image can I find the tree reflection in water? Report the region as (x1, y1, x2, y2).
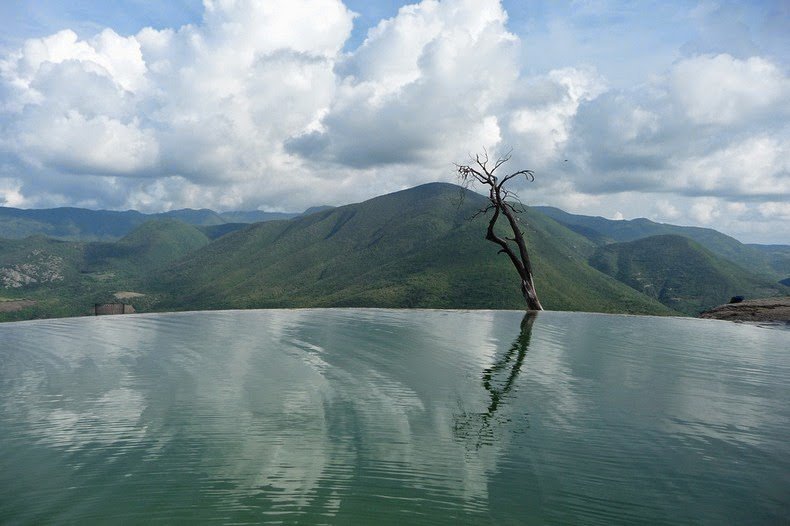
(454, 311, 537, 449)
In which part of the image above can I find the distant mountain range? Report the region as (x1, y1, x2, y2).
(0, 183, 787, 321)
(0, 204, 333, 241)
(535, 206, 790, 279)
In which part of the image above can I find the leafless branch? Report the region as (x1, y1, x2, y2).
(470, 204, 496, 220)
(491, 149, 513, 173)
(455, 149, 543, 310)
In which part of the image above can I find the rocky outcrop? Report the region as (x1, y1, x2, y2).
(700, 297, 790, 322)
(0, 251, 64, 288)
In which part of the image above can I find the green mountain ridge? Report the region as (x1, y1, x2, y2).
(0, 183, 785, 322)
(589, 235, 786, 314)
(92, 218, 211, 272)
(0, 205, 314, 242)
(535, 206, 787, 279)
(0, 207, 148, 241)
(151, 183, 672, 314)
(0, 219, 212, 320)
(746, 244, 790, 277)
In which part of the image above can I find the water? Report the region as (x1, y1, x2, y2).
(0, 309, 788, 524)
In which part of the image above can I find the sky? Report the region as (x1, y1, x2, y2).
(0, 0, 787, 244)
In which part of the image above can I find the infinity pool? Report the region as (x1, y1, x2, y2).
(1, 309, 787, 524)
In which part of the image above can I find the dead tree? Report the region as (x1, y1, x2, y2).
(456, 150, 543, 310)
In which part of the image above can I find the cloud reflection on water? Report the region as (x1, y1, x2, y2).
(2, 309, 786, 523)
(0, 309, 526, 519)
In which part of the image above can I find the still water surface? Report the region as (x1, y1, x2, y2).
(0, 309, 788, 524)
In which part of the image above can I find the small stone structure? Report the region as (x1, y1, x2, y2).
(94, 303, 136, 316)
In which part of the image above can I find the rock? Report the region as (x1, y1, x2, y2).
(729, 295, 745, 304)
(700, 297, 790, 323)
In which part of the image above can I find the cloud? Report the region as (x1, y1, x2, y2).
(565, 53, 789, 200)
(689, 197, 720, 224)
(0, 0, 787, 243)
(16, 110, 159, 175)
(506, 67, 606, 166)
(0, 177, 24, 207)
(538, 49, 789, 243)
(758, 201, 790, 221)
(7, 28, 147, 93)
(669, 54, 787, 126)
(288, 0, 519, 168)
(0, 0, 354, 209)
(676, 135, 790, 199)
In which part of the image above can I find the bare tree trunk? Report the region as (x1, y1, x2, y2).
(521, 276, 543, 311)
(457, 150, 544, 311)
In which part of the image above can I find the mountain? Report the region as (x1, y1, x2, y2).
(86, 219, 211, 272)
(589, 235, 787, 315)
(0, 235, 84, 289)
(160, 209, 226, 226)
(0, 206, 148, 241)
(0, 235, 92, 320)
(747, 244, 790, 277)
(152, 183, 673, 314)
(0, 219, 210, 321)
(0, 205, 310, 241)
(2, 183, 786, 322)
(198, 223, 252, 240)
(219, 211, 299, 223)
(301, 205, 335, 215)
(535, 206, 783, 279)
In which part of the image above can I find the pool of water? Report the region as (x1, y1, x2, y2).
(1, 309, 788, 524)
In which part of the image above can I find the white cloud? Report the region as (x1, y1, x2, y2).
(202, 0, 353, 57)
(0, 177, 24, 207)
(0, 0, 787, 243)
(563, 53, 789, 204)
(689, 197, 720, 224)
(758, 201, 790, 221)
(669, 54, 788, 126)
(7, 29, 147, 93)
(17, 110, 158, 175)
(676, 135, 790, 198)
(655, 199, 681, 221)
(288, 0, 519, 169)
(0, 0, 355, 207)
(508, 66, 606, 166)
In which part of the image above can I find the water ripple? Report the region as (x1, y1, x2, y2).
(1, 309, 788, 524)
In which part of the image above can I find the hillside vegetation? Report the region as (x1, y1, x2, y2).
(589, 235, 784, 314)
(0, 219, 210, 320)
(748, 244, 790, 277)
(152, 183, 672, 314)
(536, 206, 787, 279)
(0, 183, 785, 321)
(0, 205, 309, 242)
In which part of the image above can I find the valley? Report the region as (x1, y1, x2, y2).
(0, 183, 787, 321)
